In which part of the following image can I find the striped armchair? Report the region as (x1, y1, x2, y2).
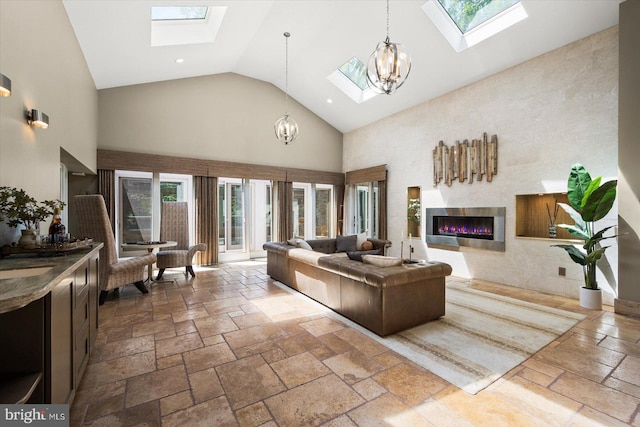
(75, 195, 156, 305)
(156, 202, 207, 280)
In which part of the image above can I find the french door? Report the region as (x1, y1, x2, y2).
(116, 171, 192, 256)
(353, 181, 379, 238)
(219, 179, 244, 252)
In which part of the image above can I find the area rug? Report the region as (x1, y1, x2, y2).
(377, 282, 586, 394)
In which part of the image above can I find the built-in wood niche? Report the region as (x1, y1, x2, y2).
(407, 186, 421, 238)
(515, 193, 580, 241)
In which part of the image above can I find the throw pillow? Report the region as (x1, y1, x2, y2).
(297, 240, 313, 250)
(286, 238, 312, 250)
(362, 254, 403, 268)
(335, 234, 357, 252)
(356, 232, 367, 250)
(347, 249, 382, 262)
(361, 240, 374, 251)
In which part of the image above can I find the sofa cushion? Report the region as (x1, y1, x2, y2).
(362, 254, 403, 268)
(336, 234, 357, 252)
(346, 249, 383, 262)
(356, 232, 367, 250)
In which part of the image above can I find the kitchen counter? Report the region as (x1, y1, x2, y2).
(0, 243, 103, 314)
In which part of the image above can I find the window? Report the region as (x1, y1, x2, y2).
(150, 6, 227, 47)
(115, 171, 192, 256)
(315, 185, 332, 239)
(327, 57, 378, 104)
(352, 182, 380, 238)
(151, 6, 208, 21)
(218, 178, 244, 252)
(292, 186, 306, 239)
(118, 172, 153, 245)
(249, 180, 272, 253)
(289, 183, 335, 240)
(422, 0, 527, 52)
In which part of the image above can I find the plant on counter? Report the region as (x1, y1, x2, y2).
(551, 164, 617, 290)
(0, 186, 65, 230)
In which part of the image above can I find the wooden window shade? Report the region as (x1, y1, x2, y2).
(345, 164, 387, 185)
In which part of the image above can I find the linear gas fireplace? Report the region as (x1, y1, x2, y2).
(425, 207, 505, 252)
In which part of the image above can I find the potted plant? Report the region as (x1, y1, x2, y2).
(0, 186, 65, 248)
(552, 164, 617, 309)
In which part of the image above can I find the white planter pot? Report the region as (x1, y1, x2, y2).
(579, 287, 602, 310)
(18, 229, 38, 248)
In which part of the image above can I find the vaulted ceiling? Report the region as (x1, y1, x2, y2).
(63, 1, 621, 134)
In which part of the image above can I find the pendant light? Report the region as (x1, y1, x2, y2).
(366, 0, 411, 95)
(274, 32, 299, 145)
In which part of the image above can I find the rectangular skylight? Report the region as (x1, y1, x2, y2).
(338, 57, 369, 91)
(151, 6, 208, 21)
(423, 0, 527, 52)
(438, 0, 519, 34)
(151, 6, 226, 47)
(327, 57, 377, 104)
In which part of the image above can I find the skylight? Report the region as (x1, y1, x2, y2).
(339, 57, 369, 91)
(423, 0, 527, 52)
(438, 0, 519, 33)
(151, 6, 208, 21)
(150, 6, 226, 47)
(327, 57, 377, 104)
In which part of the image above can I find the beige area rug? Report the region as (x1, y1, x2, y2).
(270, 278, 585, 395)
(379, 282, 586, 394)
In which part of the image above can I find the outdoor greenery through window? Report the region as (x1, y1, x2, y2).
(438, 0, 520, 33)
(338, 57, 369, 91)
(151, 6, 208, 21)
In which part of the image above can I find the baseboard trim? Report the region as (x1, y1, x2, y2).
(614, 298, 640, 317)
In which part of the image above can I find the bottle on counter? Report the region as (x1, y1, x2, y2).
(49, 207, 66, 243)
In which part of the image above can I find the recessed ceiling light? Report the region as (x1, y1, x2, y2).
(175, 58, 184, 63)
(327, 99, 333, 104)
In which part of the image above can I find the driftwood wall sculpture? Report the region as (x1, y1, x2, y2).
(433, 132, 498, 187)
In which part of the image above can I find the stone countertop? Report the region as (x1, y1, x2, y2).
(0, 243, 103, 314)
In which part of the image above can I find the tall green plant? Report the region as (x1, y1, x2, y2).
(552, 164, 617, 290)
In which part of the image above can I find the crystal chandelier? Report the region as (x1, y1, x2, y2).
(274, 32, 299, 145)
(366, 0, 411, 95)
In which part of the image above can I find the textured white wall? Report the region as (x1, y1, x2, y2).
(344, 27, 619, 303)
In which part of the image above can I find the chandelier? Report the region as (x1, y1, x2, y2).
(274, 32, 299, 145)
(366, 0, 411, 95)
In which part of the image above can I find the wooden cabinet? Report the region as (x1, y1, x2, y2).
(0, 248, 99, 405)
(48, 275, 74, 404)
(0, 299, 45, 403)
(46, 251, 99, 404)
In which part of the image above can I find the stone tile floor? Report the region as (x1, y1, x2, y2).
(70, 260, 640, 426)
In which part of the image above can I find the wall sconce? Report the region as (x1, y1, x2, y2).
(26, 109, 49, 129)
(0, 73, 11, 97)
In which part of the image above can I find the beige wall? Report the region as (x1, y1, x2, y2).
(344, 27, 619, 303)
(618, 0, 640, 306)
(0, 0, 98, 244)
(98, 73, 343, 173)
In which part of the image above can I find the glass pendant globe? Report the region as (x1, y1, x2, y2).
(274, 114, 299, 145)
(366, 38, 411, 95)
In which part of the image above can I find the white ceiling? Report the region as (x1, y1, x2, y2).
(62, 0, 621, 134)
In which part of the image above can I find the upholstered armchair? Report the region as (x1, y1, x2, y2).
(156, 202, 207, 280)
(74, 195, 156, 305)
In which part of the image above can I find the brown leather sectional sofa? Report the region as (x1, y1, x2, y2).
(263, 238, 453, 336)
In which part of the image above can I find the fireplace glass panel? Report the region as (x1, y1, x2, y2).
(433, 216, 494, 240)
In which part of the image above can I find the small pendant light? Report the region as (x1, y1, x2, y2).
(274, 32, 299, 145)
